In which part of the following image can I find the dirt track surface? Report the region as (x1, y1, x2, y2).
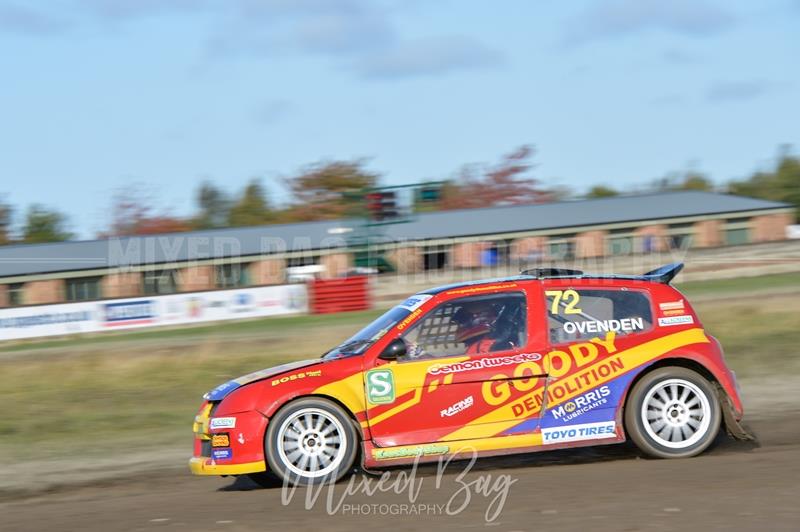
(4, 410, 799, 532)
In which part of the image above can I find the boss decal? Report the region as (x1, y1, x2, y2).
(271, 370, 322, 386)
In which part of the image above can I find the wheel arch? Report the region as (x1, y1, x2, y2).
(618, 355, 741, 440)
(266, 393, 367, 443)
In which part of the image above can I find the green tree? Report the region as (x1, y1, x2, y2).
(680, 172, 714, 191)
(586, 185, 619, 198)
(23, 205, 73, 243)
(0, 199, 11, 245)
(729, 148, 800, 219)
(228, 180, 276, 227)
(195, 181, 231, 229)
(646, 170, 714, 193)
(284, 160, 380, 221)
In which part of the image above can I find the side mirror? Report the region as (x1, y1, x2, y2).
(379, 338, 407, 360)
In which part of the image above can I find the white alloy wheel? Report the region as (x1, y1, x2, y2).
(641, 378, 712, 449)
(276, 407, 348, 479)
(625, 367, 721, 459)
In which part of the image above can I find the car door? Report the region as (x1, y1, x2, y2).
(539, 284, 657, 446)
(365, 283, 548, 448)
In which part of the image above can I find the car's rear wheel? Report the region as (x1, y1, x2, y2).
(625, 367, 720, 458)
(265, 397, 358, 485)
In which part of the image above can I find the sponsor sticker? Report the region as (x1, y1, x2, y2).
(396, 308, 423, 331)
(440, 396, 474, 417)
(209, 417, 236, 430)
(271, 370, 322, 386)
(428, 352, 542, 376)
(398, 294, 432, 312)
(373, 444, 449, 460)
(563, 318, 644, 335)
(541, 421, 616, 445)
(659, 300, 685, 312)
(104, 300, 155, 326)
(549, 386, 610, 421)
(366, 369, 395, 404)
(212, 448, 233, 460)
(446, 283, 518, 296)
(211, 434, 230, 447)
(658, 315, 694, 327)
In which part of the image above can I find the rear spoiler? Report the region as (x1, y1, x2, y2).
(521, 262, 684, 284)
(641, 263, 684, 284)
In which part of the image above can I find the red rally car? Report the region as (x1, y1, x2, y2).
(190, 263, 751, 485)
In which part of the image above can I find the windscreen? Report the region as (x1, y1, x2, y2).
(321, 294, 432, 359)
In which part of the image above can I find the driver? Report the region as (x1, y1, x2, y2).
(452, 301, 502, 355)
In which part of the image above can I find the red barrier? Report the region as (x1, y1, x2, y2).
(309, 276, 371, 314)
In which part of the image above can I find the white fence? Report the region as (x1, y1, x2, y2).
(0, 284, 308, 341)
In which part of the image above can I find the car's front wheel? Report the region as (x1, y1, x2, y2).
(264, 397, 358, 485)
(625, 367, 721, 458)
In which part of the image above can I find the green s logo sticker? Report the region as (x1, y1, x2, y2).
(366, 369, 395, 405)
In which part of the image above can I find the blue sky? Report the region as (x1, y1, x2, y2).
(1, 0, 798, 238)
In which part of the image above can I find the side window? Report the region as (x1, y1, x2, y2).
(400, 292, 527, 360)
(546, 288, 652, 344)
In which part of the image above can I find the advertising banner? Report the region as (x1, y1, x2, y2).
(0, 284, 308, 341)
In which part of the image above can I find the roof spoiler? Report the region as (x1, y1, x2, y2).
(641, 262, 684, 284)
(521, 262, 684, 284)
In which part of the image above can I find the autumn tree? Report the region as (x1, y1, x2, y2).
(23, 205, 73, 243)
(228, 180, 276, 227)
(438, 145, 551, 210)
(284, 160, 379, 221)
(105, 186, 191, 237)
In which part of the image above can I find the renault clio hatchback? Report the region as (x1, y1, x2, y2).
(190, 263, 749, 485)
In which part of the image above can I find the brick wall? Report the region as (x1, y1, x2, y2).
(178, 265, 214, 291)
(101, 272, 142, 299)
(634, 224, 668, 252)
(451, 242, 488, 268)
(26, 279, 65, 304)
(752, 213, 793, 243)
(321, 253, 350, 278)
(250, 258, 286, 285)
(510, 236, 546, 263)
(694, 220, 722, 248)
(575, 230, 607, 258)
(386, 246, 422, 274)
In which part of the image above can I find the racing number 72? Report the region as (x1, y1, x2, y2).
(545, 289, 582, 315)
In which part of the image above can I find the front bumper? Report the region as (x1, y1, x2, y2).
(190, 403, 269, 476)
(189, 456, 266, 476)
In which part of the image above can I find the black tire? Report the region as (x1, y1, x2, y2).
(264, 397, 358, 486)
(625, 367, 721, 459)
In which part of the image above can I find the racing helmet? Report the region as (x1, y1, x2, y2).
(452, 302, 498, 344)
